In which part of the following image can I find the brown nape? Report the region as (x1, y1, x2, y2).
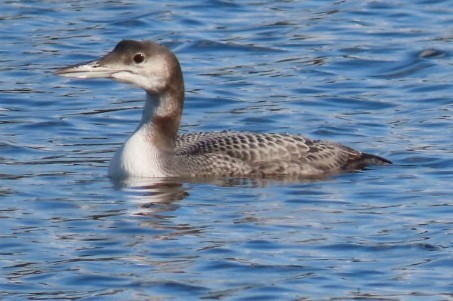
(152, 112, 182, 152)
(163, 49, 185, 98)
(149, 48, 185, 153)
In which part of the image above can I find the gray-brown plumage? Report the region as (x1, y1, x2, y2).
(171, 131, 391, 177)
(55, 39, 391, 179)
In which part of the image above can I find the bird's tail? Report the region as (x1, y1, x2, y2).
(344, 151, 392, 171)
(360, 152, 392, 165)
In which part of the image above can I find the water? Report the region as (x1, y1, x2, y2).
(1, 1, 452, 300)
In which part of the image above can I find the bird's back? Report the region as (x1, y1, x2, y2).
(173, 131, 390, 177)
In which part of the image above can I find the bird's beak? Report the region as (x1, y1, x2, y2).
(55, 60, 115, 79)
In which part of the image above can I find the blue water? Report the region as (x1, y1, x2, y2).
(1, 1, 452, 300)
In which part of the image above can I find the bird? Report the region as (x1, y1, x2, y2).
(55, 39, 391, 179)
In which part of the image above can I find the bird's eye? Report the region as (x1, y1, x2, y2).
(133, 53, 145, 64)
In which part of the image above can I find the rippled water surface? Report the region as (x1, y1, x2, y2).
(1, 1, 452, 300)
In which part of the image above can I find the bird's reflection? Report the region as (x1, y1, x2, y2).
(109, 177, 187, 215)
(110, 174, 336, 216)
(105, 174, 342, 245)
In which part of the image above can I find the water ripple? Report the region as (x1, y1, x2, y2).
(0, 0, 452, 300)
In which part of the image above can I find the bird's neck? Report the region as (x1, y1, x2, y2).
(140, 90, 183, 152)
(107, 90, 184, 178)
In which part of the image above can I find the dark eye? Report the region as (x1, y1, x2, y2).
(133, 53, 145, 64)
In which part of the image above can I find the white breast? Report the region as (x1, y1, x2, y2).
(108, 126, 168, 178)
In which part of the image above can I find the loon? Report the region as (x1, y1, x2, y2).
(55, 40, 391, 179)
